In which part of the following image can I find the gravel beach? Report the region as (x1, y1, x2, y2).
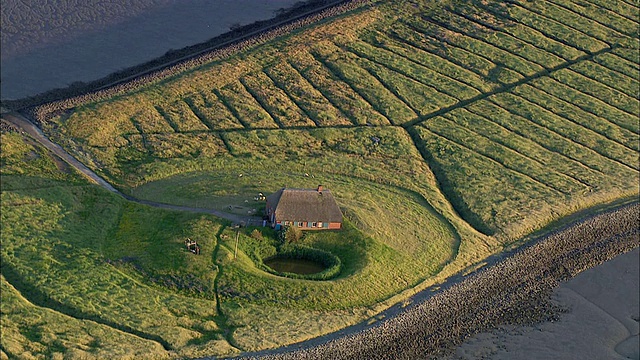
(443, 247, 639, 360)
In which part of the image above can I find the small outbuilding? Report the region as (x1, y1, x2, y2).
(265, 185, 342, 230)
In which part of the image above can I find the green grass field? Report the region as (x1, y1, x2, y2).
(3, 0, 639, 358)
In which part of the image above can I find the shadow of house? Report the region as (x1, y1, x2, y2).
(265, 185, 342, 230)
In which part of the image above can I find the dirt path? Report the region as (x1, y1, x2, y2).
(1, 112, 263, 226)
(3, 113, 120, 193)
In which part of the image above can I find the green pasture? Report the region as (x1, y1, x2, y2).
(5, 0, 640, 357)
(1, 275, 169, 359)
(0, 185, 238, 358)
(133, 170, 459, 287)
(288, 49, 390, 126)
(1, 129, 468, 356)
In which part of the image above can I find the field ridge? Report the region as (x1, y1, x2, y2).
(404, 45, 616, 128)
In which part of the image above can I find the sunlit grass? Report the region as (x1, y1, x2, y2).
(6, 0, 640, 356)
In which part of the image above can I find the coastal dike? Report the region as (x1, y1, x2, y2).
(4, 0, 373, 124)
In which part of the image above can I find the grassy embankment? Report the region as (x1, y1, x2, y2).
(3, 0, 639, 358)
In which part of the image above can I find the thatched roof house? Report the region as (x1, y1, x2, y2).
(265, 185, 342, 230)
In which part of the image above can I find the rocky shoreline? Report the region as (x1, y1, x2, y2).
(236, 202, 638, 360)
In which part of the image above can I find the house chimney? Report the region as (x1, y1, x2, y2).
(317, 185, 323, 193)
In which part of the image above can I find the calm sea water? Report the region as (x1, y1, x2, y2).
(264, 257, 327, 275)
(0, 0, 300, 100)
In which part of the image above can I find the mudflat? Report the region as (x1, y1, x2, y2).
(446, 247, 639, 360)
(1, 0, 300, 100)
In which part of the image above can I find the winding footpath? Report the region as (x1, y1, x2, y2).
(1, 112, 263, 226)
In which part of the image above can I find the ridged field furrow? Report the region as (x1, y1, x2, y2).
(157, 101, 210, 132)
(412, 15, 542, 77)
(545, 0, 639, 36)
(498, 1, 609, 53)
(131, 106, 175, 134)
(312, 45, 417, 125)
(215, 81, 279, 129)
(264, 61, 351, 127)
(550, 68, 639, 115)
(433, 8, 564, 69)
(387, 24, 516, 83)
(570, 60, 639, 98)
(498, 90, 639, 170)
(504, 0, 624, 47)
(453, 2, 586, 61)
(466, 100, 633, 184)
(183, 90, 245, 130)
(528, 77, 639, 133)
(581, 0, 640, 23)
(363, 31, 496, 93)
(288, 50, 389, 126)
(423, 117, 583, 194)
(440, 109, 606, 188)
(592, 52, 640, 80)
(355, 58, 440, 116)
(512, 84, 640, 152)
(344, 40, 480, 101)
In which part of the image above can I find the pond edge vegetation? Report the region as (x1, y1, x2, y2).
(261, 244, 342, 281)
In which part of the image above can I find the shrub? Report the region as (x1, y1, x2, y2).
(278, 225, 303, 244)
(250, 228, 264, 241)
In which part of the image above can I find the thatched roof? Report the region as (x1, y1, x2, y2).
(266, 187, 342, 223)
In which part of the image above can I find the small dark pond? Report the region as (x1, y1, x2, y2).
(264, 257, 326, 275)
